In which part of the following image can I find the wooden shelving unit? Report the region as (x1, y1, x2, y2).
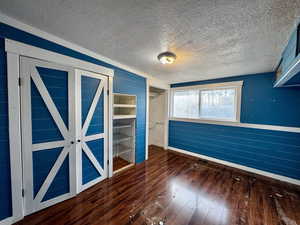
(113, 94, 136, 174)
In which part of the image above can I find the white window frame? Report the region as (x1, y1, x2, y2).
(169, 81, 243, 123)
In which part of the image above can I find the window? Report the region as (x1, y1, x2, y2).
(171, 81, 243, 122)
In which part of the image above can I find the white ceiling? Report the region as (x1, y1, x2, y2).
(0, 0, 299, 84)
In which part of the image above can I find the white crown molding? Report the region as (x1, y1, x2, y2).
(168, 146, 300, 186)
(0, 12, 167, 86)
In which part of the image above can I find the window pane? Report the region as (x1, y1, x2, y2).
(199, 89, 236, 120)
(173, 89, 199, 118)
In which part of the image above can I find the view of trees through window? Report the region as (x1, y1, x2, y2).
(173, 88, 236, 121)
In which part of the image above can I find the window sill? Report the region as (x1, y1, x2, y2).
(169, 117, 240, 126)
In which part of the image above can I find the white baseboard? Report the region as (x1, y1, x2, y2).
(168, 146, 300, 186)
(0, 216, 12, 225)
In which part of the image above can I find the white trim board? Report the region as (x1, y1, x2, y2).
(0, 216, 12, 225)
(5, 39, 114, 77)
(170, 80, 243, 90)
(6, 52, 23, 224)
(0, 12, 168, 88)
(145, 79, 149, 160)
(169, 118, 300, 133)
(168, 146, 300, 186)
(108, 77, 114, 178)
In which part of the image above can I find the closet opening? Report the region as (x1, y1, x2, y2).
(113, 94, 136, 173)
(148, 86, 167, 151)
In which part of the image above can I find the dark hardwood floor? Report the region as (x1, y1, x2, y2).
(16, 146, 300, 225)
(113, 156, 131, 172)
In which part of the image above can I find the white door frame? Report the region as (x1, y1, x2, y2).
(75, 69, 109, 193)
(146, 82, 170, 159)
(5, 39, 114, 224)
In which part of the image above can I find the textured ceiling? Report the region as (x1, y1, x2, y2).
(0, 0, 299, 83)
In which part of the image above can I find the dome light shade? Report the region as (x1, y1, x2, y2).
(158, 51, 176, 64)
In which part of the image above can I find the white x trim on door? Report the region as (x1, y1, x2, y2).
(20, 57, 76, 215)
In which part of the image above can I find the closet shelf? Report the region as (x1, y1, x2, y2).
(114, 93, 136, 105)
(113, 115, 136, 120)
(114, 104, 136, 108)
(118, 150, 133, 155)
(113, 134, 132, 143)
(113, 144, 133, 154)
(113, 125, 132, 129)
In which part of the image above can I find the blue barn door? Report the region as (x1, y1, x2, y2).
(75, 69, 108, 192)
(20, 57, 76, 215)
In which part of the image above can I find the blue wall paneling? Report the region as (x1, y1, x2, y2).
(169, 121, 300, 180)
(170, 72, 300, 180)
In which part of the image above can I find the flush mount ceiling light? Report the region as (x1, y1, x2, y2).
(157, 51, 176, 64)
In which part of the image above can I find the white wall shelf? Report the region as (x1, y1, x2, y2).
(114, 104, 136, 108)
(113, 115, 136, 120)
(113, 134, 132, 143)
(113, 144, 133, 155)
(113, 125, 132, 129)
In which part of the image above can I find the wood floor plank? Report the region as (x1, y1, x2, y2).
(16, 146, 300, 225)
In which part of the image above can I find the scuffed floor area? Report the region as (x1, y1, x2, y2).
(16, 146, 300, 225)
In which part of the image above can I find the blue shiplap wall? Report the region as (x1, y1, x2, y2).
(0, 22, 146, 221)
(169, 121, 300, 179)
(170, 72, 300, 180)
(0, 38, 12, 221)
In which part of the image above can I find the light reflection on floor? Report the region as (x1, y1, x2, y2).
(170, 178, 229, 224)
